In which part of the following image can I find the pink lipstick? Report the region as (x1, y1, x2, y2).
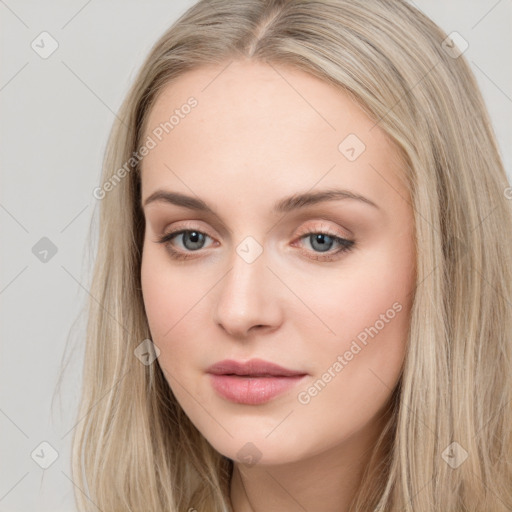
(206, 358, 307, 405)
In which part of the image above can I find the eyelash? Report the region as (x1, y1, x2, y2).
(155, 226, 355, 262)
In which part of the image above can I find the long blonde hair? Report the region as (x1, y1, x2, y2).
(70, 1, 512, 510)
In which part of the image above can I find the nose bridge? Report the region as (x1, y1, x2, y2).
(213, 236, 281, 335)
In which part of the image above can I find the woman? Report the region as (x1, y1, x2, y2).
(72, 1, 512, 510)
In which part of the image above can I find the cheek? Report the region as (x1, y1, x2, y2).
(295, 240, 414, 420)
(141, 252, 175, 339)
(290, 302, 411, 458)
(294, 240, 414, 348)
(141, 239, 199, 332)
(140, 244, 211, 376)
(293, 241, 414, 407)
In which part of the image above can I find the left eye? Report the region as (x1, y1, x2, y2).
(302, 232, 343, 253)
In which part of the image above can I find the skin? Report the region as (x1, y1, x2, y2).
(140, 59, 416, 512)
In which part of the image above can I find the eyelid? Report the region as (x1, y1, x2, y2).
(162, 219, 349, 244)
(293, 220, 350, 240)
(161, 220, 217, 238)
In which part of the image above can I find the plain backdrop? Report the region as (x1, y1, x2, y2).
(1, 1, 511, 510)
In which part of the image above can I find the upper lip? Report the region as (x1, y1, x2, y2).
(206, 358, 306, 377)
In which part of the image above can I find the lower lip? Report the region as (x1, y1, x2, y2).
(208, 374, 307, 405)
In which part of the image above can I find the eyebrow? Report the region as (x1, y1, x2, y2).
(142, 188, 380, 214)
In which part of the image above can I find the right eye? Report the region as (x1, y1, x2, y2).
(156, 229, 216, 260)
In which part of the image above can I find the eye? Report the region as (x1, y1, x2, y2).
(292, 228, 355, 262)
(155, 229, 214, 260)
(154, 225, 356, 262)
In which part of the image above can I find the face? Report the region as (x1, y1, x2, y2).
(139, 59, 416, 466)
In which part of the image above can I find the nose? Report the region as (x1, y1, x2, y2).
(212, 247, 283, 338)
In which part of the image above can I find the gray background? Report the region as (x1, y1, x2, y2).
(1, 1, 511, 510)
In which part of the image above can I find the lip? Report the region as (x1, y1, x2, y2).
(206, 358, 307, 405)
(208, 374, 307, 405)
(206, 358, 305, 377)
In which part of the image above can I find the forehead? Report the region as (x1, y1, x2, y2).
(140, 59, 407, 210)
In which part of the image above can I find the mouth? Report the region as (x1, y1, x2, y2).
(206, 358, 307, 405)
